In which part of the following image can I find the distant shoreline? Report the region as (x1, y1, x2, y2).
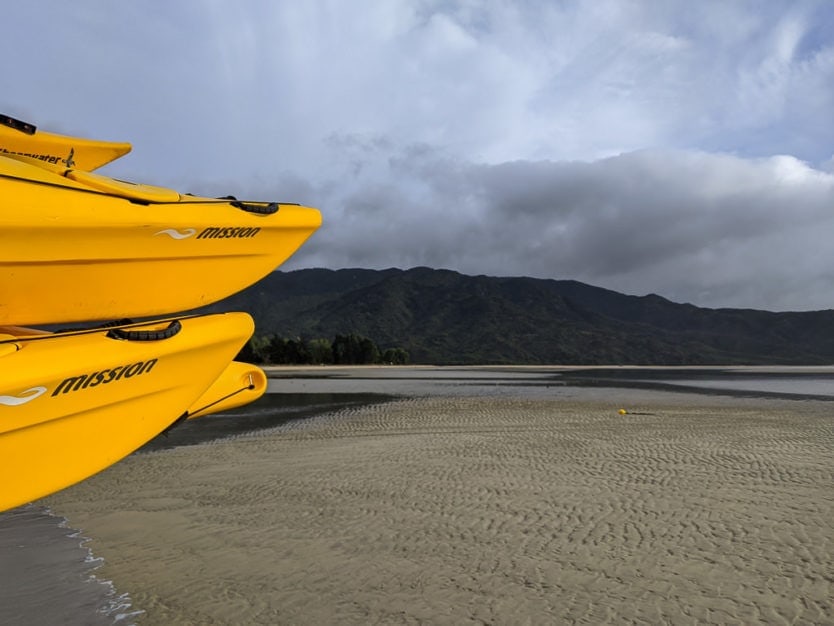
(262, 363, 834, 373)
(262, 364, 834, 403)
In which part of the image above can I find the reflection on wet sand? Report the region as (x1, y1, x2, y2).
(141, 392, 396, 452)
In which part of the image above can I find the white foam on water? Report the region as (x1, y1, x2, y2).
(56, 512, 147, 625)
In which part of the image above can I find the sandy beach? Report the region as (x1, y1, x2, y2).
(41, 373, 833, 625)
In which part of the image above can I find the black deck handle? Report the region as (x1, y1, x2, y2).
(216, 195, 280, 215)
(231, 200, 279, 215)
(107, 319, 182, 341)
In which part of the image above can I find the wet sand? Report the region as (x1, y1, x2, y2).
(43, 379, 834, 624)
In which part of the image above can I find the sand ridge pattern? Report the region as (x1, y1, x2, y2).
(46, 395, 833, 624)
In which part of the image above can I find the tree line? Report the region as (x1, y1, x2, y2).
(237, 332, 409, 365)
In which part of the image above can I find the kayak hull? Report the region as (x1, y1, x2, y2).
(0, 156, 322, 325)
(0, 313, 254, 512)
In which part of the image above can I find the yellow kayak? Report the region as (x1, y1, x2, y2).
(0, 113, 131, 171)
(185, 360, 268, 419)
(0, 312, 254, 513)
(0, 154, 322, 325)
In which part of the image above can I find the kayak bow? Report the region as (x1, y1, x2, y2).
(0, 155, 321, 325)
(0, 313, 254, 512)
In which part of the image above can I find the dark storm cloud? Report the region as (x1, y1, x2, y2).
(295, 146, 834, 311)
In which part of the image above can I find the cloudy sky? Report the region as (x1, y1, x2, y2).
(3, 1, 834, 311)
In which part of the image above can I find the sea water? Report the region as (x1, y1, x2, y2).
(0, 505, 140, 625)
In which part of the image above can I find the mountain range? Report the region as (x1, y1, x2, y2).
(204, 267, 834, 365)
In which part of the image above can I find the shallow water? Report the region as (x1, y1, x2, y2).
(0, 505, 136, 625)
(558, 367, 834, 400)
(3, 366, 833, 624)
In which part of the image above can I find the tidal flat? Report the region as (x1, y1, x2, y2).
(4, 366, 833, 624)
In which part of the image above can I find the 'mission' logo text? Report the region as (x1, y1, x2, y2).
(196, 227, 260, 239)
(52, 359, 158, 396)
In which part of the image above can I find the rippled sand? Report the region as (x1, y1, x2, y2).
(46, 393, 833, 624)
